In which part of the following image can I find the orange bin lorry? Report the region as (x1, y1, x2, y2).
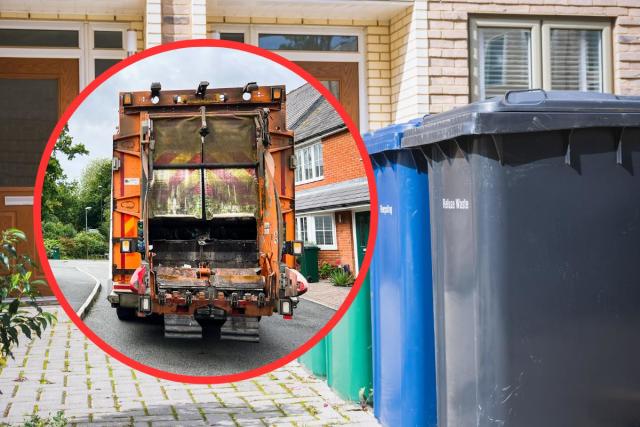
(107, 81, 306, 341)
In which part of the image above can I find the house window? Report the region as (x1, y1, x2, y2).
(258, 34, 358, 52)
(295, 142, 323, 184)
(90, 27, 127, 79)
(296, 214, 336, 250)
(470, 18, 612, 100)
(93, 30, 123, 49)
(220, 32, 245, 43)
(0, 28, 79, 48)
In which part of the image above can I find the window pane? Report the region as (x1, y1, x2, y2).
(304, 147, 313, 180)
(314, 215, 333, 246)
(550, 29, 602, 91)
(259, 34, 358, 52)
(295, 152, 302, 183)
(95, 59, 121, 78)
(204, 168, 258, 219)
(220, 33, 245, 43)
(149, 169, 202, 218)
(0, 28, 79, 48)
(94, 30, 123, 49)
(478, 28, 531, 99)
(313, 143, 323, 177)
(0, 78, 58, 186)
(320, 80, 340, 100)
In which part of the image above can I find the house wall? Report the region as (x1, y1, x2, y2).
(427, 0, 640, 113)
(296, 130, 366, 192)
(316, 209, 356, 271)
(0, 11, 145, 52)
(206, 15, 409, 130)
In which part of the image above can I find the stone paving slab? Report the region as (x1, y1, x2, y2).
(0, 308, 378, 426)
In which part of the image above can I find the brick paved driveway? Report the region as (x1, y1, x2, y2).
(0, 309, 378, 426)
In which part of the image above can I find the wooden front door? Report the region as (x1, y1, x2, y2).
(295, 61, 360, 129)
(0, 58, 79, 295)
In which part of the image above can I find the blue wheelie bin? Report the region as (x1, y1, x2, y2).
(364, 119, 437, 427)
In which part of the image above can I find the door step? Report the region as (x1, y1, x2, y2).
(164, 314, 202, 339)
(220, 316, 260, 342)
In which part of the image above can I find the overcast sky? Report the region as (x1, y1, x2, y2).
(64, 47, 306, 179)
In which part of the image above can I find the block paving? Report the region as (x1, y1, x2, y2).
(0, 309, 377, 426)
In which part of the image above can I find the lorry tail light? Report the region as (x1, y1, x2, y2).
(122, 92, 133, 106)
(283, 240, 304, 257)
(271, 87, 282, 101)
(280, 299, 293, 316)
(139, 295, 151, 313)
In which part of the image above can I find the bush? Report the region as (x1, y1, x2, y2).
(319, 262, 339, 280)
(42, 221, 76, 240)
(330, 268, 355, 287)
(68, 231, 108, 259)
(0, 229, 56, 361)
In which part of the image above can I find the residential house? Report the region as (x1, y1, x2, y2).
(1, 0, 639, 291)
(287, 83, 369, 275)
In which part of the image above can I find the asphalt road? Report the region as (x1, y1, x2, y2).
(50, 259, 334, 377)
(49, 259, 101, 311)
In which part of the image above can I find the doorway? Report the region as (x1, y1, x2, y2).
(0, 57, 79, 294)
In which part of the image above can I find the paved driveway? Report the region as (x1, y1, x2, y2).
(0, 308, 378, 426)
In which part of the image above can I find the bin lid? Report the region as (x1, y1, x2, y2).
(402, 90, 640, 148)
(363, 118, 422, 155)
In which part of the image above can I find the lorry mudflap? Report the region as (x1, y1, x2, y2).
(220, 316, 260, 342)
(164, 314, 202, 339)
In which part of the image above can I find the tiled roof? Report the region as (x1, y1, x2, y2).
(295, 178, 369, 212)
(287, 83, 346, 143)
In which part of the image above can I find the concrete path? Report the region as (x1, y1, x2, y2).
(50, 260, 337, 377)
(301, 280, 352, 310)
(0, 308, 378, 426)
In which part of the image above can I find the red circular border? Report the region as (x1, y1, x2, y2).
(33, 39, 378, 384)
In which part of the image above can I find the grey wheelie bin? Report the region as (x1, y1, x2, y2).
(402, 90, 640, 427)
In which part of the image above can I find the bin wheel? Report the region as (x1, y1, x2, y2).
(116, 307, 136, 321)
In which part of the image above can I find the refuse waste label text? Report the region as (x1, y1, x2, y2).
(442, 198, 469, 210)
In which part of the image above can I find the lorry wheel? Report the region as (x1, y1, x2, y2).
(116, 307, 136, 321)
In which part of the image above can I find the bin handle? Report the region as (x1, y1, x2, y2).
(504, 89, 547, 105)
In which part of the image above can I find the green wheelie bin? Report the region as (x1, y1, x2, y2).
(298, 244, 319, 283)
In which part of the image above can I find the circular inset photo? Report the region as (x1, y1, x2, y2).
(34, 40, 376, 382)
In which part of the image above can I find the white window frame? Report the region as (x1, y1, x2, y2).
(211, 23, 368, 131)
(295, 213, 337, 250)
(295, 140, 324, 184)
(0, 20, 128, 90)
(541, 20, 612, 93)
(88, 22, 128, 82)
(470, 17, 612, 101)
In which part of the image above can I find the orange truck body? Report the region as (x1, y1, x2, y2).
(107, 83, 305, 339)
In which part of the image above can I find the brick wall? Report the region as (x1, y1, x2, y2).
(316, 210, 356, 271)
(296, 130, 366, 192)
(161, 0, 191, 43)
(427, 0, 640, 113)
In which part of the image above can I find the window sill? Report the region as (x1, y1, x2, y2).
(318, 245, 338, 251)
(295, 176, 324, 185)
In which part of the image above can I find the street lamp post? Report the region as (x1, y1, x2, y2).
(85, 206, 92, 232)
(98, 185, 103, 225)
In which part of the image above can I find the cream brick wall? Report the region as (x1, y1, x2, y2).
(427, 0, 640, 113)
(206, 16, 395, 130)
(389, 2, 429, 124)
(0, 12, 145, 51)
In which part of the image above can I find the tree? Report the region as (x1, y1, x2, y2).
(42, 124, 88, 225)
(77, 158, 111, 236)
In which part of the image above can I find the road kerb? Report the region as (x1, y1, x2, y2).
(75, 267, 102, 319)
